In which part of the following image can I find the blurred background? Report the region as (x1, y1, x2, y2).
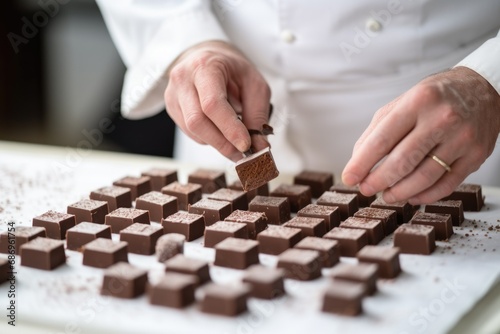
(0, 0, 176, 157)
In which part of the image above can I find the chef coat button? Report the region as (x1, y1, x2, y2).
(366, 18, 382, 32)
(281, 30, 296, 43)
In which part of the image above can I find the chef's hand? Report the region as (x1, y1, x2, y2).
(342, 67, 500, 205)
(164, 40, 271, 162)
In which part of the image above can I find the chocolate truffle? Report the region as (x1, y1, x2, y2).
(339, 217, 384, 245)
(141, 168, 178, 191)
(20, 237, 65, 270)
(162, 211, 205, 241)
(200, 283, 250, 317)
(235, 147, 279, 191)
(90, 186, 132, 211)
(270, 184, 312, 212)
(294, 236, 340, 268)
(188, 198, 232, 226)
(323, 227, 368, 257)
(294, 170, 334, 198)
(188, 168, 226, 194)
(224, 210, 268, 240)
(148, 272, 197, 308)
(135, 191, 178, 222)
(282, 216, 327, 238)
(165, 254, 211, 285)
(249, 196, 290, 225)
(330, 183, 376, 207)
(101, 262, 148, 298)
(82, 238, 128, 268)
(316, 192, 359, 220)
(204, 221, 248, 248)
(65, 222, 111, 251)
(105, 208, 150, 233)
(322, 280, 365, 316)
(33, 210, 76, 239)
(297, 204, 341, 231)
(442, 183, 484, 211)
(214, 237, 259, 270)
(161, 182, 202, 211)
(242, 266, 285, 299)
(257, 225, 302, 255)
(67, 199, 108, 225)
(410, 211, 454, 241)
(394, 224, 436, 255)
(277, 248, 322, 281)
(354, 207, 398, 236)
(357, 246, 401, 279)
(328, 263, 378, 296)
(228, 180, 269, 201)
(113, 176, 152, 200)
(119, 223, 164, 255)
(155, 233, 185, 262)
(0, 226, 46, 255)
(370, 197, 413, 225)
(425, 200, 464, 226)
(207, 188, 248, 211)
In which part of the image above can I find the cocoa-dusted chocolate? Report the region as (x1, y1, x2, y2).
(294, 170, 334, 198)
(242, 265, 285, 299)
(442, 183, 484, 211)
(155, 233, 185, 263)
(0, 226, 46, 255)
(249, 195, 290, 225)
(141, 168, 178, 191)
(82, 238, 128, 268)
(228, 180, 269, 201)
(162, 211, 205, 241)
(20, 237, 65, 270)
(67, 199, 108, 225)
(105, 208, 150, 233)
(357, 246, 401, 279)
(370, 197, 413, 225)
(282, 216, 327, 238)
(270, 184, 312, 212)
(257, 225, 302, 255)
(339, 217, 384, 245)
(322, 280, 365, 316)
(33, 210, 76, 239)
(354, 207, 397, 235)
(204, 221, 248, 248)
(294, 236, 339, 268)
(323, 227, 368, 257)
(188, 198, 232, 226)
(328, 262, 378, 296)
(101, 262, 148, 299)
(316, 192, 359, 220)
(410, 211, 454, 241)
(277, 248, 322, 281)
(113, 176, 152, 200)
(165, 254, 211, 285)
(161, 182, 202, 211)
(297, 204, 341, 231)
(425, 200, 464, 226)
(214, 237, 259, 270)
(90, 186, 132, 211)
(235, 147, 279, 191)
(188, 168, 226, 194)
(148, 272, 197, 308)
(200, 283, 250, 317)
(224, 210, 268, 240)
(135, 191, 178, 222)
(330, 183, 376, 207)
(119, 223, 163, 255)
(207, 188, 248, 211)
(65, 222, 111, 251)
(394, 224, 436, 255)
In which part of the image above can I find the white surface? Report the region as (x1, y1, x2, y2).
(0, 142, 499, 334)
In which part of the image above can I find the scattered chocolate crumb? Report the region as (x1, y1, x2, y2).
(465, 233, 469, 237)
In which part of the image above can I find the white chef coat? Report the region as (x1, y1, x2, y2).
(96, 0, 500, 186)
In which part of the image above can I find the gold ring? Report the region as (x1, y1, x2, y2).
(428, 154, 452, 173)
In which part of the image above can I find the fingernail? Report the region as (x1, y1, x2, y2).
(408, 197, 420, 205)
(342, 172, 359, 186)
(235, 139, 250, 153)
(359, 182, 375, 196)
(383, 192, 396, 203)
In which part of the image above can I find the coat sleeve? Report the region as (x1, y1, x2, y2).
(455, 30, 500, 95)
(96, 0, 229, 119)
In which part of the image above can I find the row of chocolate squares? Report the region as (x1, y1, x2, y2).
(0, 232, 399, 317)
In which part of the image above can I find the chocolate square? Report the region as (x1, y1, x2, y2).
(235, 147, 279, 191)
(33, 210, 76, 239)
(282, 216, 326, 238)
(410, 211, 454, 241)
(200, 283, 250, 316)
(294, 236, 339, 268)
(82, 238, 128, 268)
(214, 237, 259, 269)
(442, 183, 484, 211)
(0, 258, 8, 283)
(66, 222, 111, 251)
(322, 280, 365, 316)
(330, 183, 376, 207)
(242, 265, 285, 299)
(323, 227, 368, 257)
(293, 170, 334, 198)
(141, 168, 178, 191)
(188, 198, 232, 226)
(135, 191, 178, 222)
(0, 226, 46, 255)
(113, 176, 152, 200)
(161, 182, 202, 211)
(249, 196, 290, 225)
(425, 200, 464, 226)
(165, 254, 211, 285)
(188, 168, 226, 194)
(67, 199, 108, 225)
(162, 211, 205, 241)
(270, 184, 312, 212)
(20, 237, 65, 270)
(357, 246, 401, 279)
(101, 262, 148, 298)
(297, 204, 341, 231)
(105, 208, 150, 233)
(208, 188, 248, 211)
(90, 186, 132, 211)
(119, 223, 164, 255)
(148, 272, 197, 308)
(224, 210, 268, 240)
(339, 217, 384, 245)
(155, 234, 185, 262)
(257, 226, 302, 255)
(316, 192, 359, 220)
(277, 248, 322, 281)
(204, 221, 248, 248)
(394, 224, 435, 255)
(370, 197, 413, 225)
(354, 207, 398, 236)
(328, 263, 378, 296)
(228, 180, 269, 202)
